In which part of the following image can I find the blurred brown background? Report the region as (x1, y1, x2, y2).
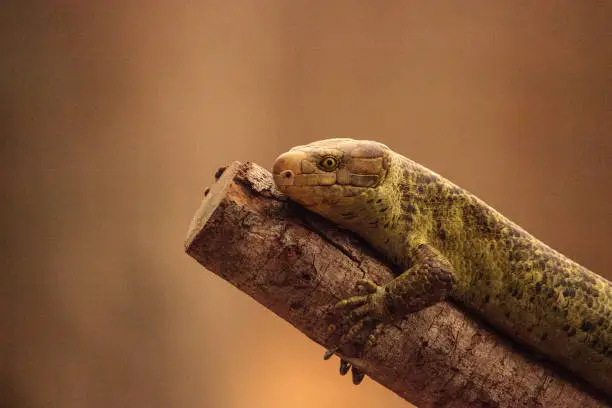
(1, 1, 610, 408)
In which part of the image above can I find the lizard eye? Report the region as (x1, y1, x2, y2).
(318, 156, 338, 172)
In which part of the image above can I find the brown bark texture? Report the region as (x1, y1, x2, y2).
(184, 161, 610, 408)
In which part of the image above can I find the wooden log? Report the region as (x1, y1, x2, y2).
(185, 161, 609, 408)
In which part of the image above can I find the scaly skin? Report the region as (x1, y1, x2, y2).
(272, 138, 612, 394)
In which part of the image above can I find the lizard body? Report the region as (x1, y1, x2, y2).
(272, 138, 612, 395)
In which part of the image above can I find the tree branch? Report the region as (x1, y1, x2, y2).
(185, 161, 609, 408)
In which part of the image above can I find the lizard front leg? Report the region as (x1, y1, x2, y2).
(326, 243, 456, 384)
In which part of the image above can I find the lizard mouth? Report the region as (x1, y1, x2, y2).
(272, 172, 323, 207)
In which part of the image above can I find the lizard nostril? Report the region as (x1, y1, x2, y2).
(274, 169, 295, 186)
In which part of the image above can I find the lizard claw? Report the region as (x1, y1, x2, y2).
(352, 366, 366, 385)
(328, 355, 365, 385)
(323, 347, 337, 360)
(326, 355, 366, 384)
(339, 359, 351, 375)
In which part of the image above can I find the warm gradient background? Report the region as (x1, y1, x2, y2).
(1, 2, 611, 408)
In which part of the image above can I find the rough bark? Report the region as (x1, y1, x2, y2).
(184, 161, 610, 408)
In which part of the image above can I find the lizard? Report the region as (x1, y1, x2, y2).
(271, 138, 612, 395)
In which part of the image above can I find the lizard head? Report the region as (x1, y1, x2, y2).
(272, 138, 394, 227)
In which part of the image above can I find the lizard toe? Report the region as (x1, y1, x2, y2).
(335, 295, 368, 310)
(351, 366, 366, 385)
(349, 303, 376, 321)
(339, 359, 351, 375)
(356, 279, 379, 294)
(323, 347, 337, 360)
(366, 323, 384, 347)
(340, 316, 374, 345)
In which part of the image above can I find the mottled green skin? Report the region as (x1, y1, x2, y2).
(273, 139, 612, 394)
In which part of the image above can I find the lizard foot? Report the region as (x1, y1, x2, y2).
(323, 279, 390, 384)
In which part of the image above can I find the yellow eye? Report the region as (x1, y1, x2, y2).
(319, 156, 338, 171)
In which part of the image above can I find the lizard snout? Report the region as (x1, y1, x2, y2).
(273, 151, 306, 187)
